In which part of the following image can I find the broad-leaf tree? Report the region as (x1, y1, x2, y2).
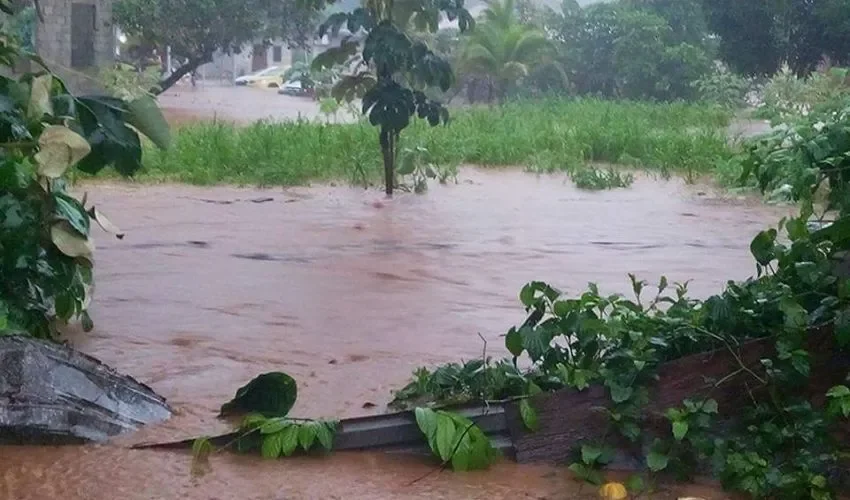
(702, 0, 850, 76)
(312, 0, 474, 196)
(113, 0, 325, 94)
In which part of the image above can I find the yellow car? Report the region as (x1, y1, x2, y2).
(234, 66, 290, 88)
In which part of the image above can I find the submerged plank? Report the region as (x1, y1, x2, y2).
(133, 402, 515, 457)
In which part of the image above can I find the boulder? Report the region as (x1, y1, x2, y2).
(0, 335, 172, 444)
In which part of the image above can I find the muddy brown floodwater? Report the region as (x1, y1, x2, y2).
(1, 168, 790, 499)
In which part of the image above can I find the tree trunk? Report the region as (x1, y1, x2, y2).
(381, 131, 395, 197)
(153, 55, 210, 95)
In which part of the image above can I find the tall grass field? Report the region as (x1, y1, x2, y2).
(134, 98, 734, 186)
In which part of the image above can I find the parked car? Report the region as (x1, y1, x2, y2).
(278, 79, 315, 98)
(234, 66, 289, 88)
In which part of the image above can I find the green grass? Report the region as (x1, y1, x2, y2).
(131, 98, 734, 186)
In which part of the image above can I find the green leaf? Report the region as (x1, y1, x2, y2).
(568, 462, 604, 485)
(191, 436, 214, 474)
(519, 399, 539, 432)
(519, 325, 553, 362)
(279, 425, 300, 456)
(259, 418, 289, 435)
(609, 383, 633, 403)
(435, 413, 457, 461)
(581, 444, 603, 465)
(241, 413, 268, 430)
(672, 420, 689, 441)
(125, 96, 171, 149)
(701, 399, 719, 414)
(53, 193, 90, 236)
(261, 431, 283, 459)
(415, 407, 439, 443)
(315, 421, 335, 450)
(298, 422, 318, 451)
(750, 229, 777, 266)
(450, 438, 471, 471)
(827, 385, 850, 398)
(646, 450, 669, 472)
(625, 474, 645, 494)
(505, 327, 523, 356)
(791, 349, 810, 376)
(219, 372, 297, 418)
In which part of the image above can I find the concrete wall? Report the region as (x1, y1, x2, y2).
(36, 0, 116, 93)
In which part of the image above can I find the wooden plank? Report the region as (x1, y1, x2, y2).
(505, 329, 848, 464)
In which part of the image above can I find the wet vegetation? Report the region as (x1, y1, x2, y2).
(390, 96, 850, 497)
(0, 32, 170, 339)
(133, 99, 731, 187)
(5, 0, 850, 498)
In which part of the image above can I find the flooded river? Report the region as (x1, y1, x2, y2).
(1, 169, 789, 499)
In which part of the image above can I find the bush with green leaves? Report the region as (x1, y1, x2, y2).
(392, 202, 850, 497)
(0, 35, 170, 339)
(693, 63, 753, 110)
(570, 166, 634, 190)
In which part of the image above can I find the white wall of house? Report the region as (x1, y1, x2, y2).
(201, 34, 340, 80)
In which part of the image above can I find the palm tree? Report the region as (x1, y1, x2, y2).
(458, 0, 555, 101)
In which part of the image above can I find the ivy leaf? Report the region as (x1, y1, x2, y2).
(608, 383, 633, 403)
(298, 422, 318, 451)
(672, 420, 689, 441)
(701, 399, 719, 414)
(280, 425, 300, 456)
(581, 444, 603, 465)
(261, 431, 283, 459)
(568, 462, 604, 485)
(827, 385, 850, 398)
(35, 125, 91, 178)
(28, 73, 53, 121)
(53, 193, 90, 236)
(435, 413, 457, 461)
(519, 399, 539, 432)
(646, 450, 669, 472)
(791, 349, 810, 376)
(50, 221, 94, 260)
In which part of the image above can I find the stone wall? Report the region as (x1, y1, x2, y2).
(35, 0, 115, 93)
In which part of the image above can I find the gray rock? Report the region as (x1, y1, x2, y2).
(0, 335, 172, 444)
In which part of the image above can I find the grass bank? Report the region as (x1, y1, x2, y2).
(134, 98, 734, 186)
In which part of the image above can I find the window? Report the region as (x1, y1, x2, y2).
(272, 46, 283, 63)
(71, 3, 96, 68)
